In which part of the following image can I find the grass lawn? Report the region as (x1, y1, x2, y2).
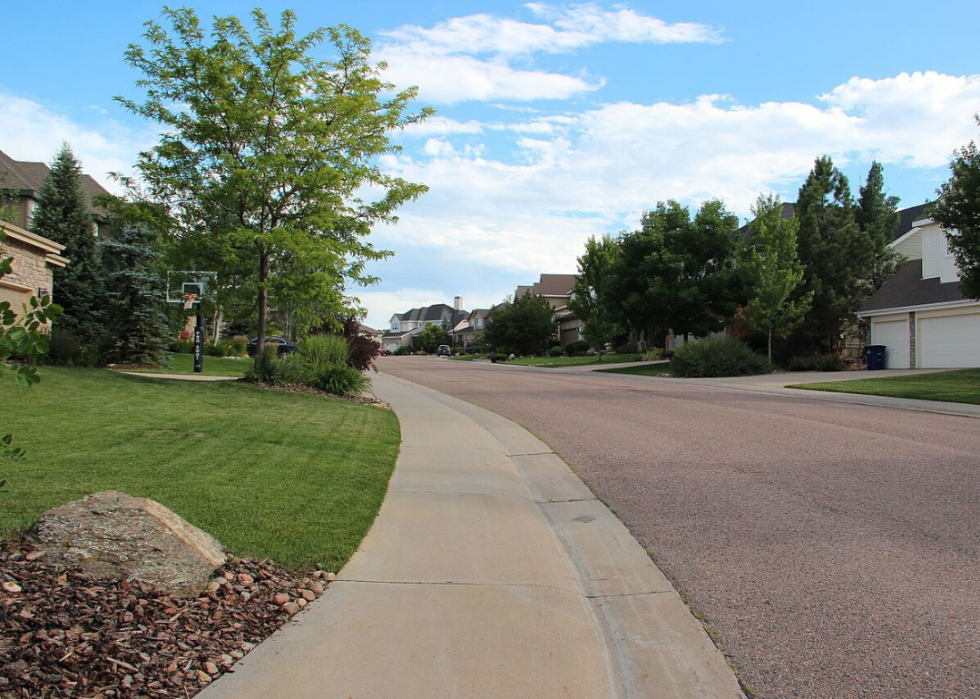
(502, 353, 643, 368)
(125, 352, 252, 377)
(448, 354, 483, 361)
(0, 367, 400, 572)
(788, 369, 980, 405)
(595, 362, 673, 377)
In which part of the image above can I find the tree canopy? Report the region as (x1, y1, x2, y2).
(118, 8, 432, 356)
(932, 114, 980, 300)
(484, 294, 556, 355)
(856, 161, 901, 290)
(568, 235, 619, 359)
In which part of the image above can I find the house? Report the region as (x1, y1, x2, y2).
(381, 298, 468, 352)
(357, 324, 383, 343)
(0, 149, 112, 237)
(515, 273, 583, 346)
(452, 308, 489, 349)
(0, 219, 68, 320)
(857, 208, 979, 368)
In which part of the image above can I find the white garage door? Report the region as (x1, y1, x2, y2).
(919, 312, 980, 368)
(873, 319, 909, 369)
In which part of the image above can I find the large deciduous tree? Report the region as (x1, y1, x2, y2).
(30, 144, 103, 345)
(484, 294, 556, 356)
(794, 156, 870, 351)
(568, 235, 619, 361)
(119, 8, 431, 359)
(742, 194, 811, 363)
(931, 115, 980, 300)
(856, 160, 901, 290)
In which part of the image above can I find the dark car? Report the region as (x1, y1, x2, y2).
(436, 344, 451, 357)
(246, 336, 299, 357)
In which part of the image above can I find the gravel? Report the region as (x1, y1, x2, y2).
(380, 357, 980, 698)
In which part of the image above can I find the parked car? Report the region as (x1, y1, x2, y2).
(436, 344, 451, 357)
(379, 348, 392, 356)
(246, 336, 299, 357)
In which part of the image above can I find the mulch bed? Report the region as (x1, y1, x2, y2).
(0, 537, 329, 698)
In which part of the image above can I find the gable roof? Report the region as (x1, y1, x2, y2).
(533, 273, 578, 297)
(893, 202, 930, 241)
(0, 149, 110, 218)
(859, 259, 967, 314)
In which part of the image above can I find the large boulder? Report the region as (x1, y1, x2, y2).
(28, 491, 225, 597)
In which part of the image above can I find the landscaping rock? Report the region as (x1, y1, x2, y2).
(28, 490, 225, 597)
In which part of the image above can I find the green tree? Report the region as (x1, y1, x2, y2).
(119, 8, 432, 361)
(742, 194, 812, 363)
(856, 161, 901, 290)
(100, 225, 170, 364)
(415, 323, 450, 354)
(607, 200, 748, 345)
(484, 294, 557, 356)
(30, 143, 103, 345)
(931, 115, 980, 300)
(568, 235, 619, 361)
(794, 156, 870, 351)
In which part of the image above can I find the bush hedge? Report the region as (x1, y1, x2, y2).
(670, 337, 770, 378)
(564, 340, 590, 357)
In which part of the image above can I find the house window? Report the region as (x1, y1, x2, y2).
(944, 231, 955, 256)
(476, 318, 483, 328)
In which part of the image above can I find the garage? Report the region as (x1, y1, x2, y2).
(919, 312, 980, 368)
(872, 318, 909, 369)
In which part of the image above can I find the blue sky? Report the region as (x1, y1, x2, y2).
(2, 1, 979, 330)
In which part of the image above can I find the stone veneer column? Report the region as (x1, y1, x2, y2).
(908, 311, 916, 369)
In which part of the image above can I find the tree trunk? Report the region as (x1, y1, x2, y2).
(256, 251, 270, 363)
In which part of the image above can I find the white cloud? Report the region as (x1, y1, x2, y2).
(0, 92, 154, 192)
(401, 116, 485, 137)
(377, 4, 719, 104)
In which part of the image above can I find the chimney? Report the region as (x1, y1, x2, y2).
(454, 296, 462, 311)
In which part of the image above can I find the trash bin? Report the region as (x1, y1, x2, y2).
(865, 344, 886, 370)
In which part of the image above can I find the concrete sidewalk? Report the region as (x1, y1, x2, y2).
(199, 373, 742, 698)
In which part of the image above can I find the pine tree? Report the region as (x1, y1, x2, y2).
(100, 225, 169, 364)
(30, 144, 103, 344)
(856, 161, 901, 290)
(793, 157, 874, 352)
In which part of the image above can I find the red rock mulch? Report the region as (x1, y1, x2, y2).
(0, 537, 328, 698)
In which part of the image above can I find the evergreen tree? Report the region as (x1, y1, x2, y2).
(856, 161, 901, 290)
(568, 235, 620, 361)
(30, 144, 103, 344)
(100, 225, 169, 364)
(742, 194, 812, 363)
(931, 114, 980, 300)
(794, 157, 871, 351)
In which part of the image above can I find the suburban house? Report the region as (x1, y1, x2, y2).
(515, 273, 584, 345)
(356, 324, 383, 343)
(382, 298, 468, 352)
(858, 207, 979, 369)
(452, 308, 489, 349)
(0, 219, 68, 320)
(0, 149, 112, 237)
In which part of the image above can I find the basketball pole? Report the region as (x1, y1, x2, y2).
(194, 304, 204, 373)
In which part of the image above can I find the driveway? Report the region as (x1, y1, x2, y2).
(378, 357, 980, 698)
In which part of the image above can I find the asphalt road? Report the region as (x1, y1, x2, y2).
(378, 357, 980, 698)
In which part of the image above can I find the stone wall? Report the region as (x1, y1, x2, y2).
(0, 234, 53, 297)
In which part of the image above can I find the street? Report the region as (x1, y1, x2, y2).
(379, 357, 980, 698)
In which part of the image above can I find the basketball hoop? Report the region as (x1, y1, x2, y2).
(182, 293, 198, 310)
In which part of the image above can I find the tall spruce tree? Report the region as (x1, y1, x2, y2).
(100, 225, 169, 364)
(31, 144, 103, 344)
(856, 161, 901, 290)
(794, 157, 871, 351)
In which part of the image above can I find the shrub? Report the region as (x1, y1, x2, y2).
(613, 342, 637, 355)
(245, 344, 280, 382)
(274, 353, 317, 386)
(347, 335, 380, 371)
(815, 354, 845, 372)
(549, 346, 563, 357)
(642, 348, 664, 361)
(314, 364, 369, 396)
(787, 355, 820, 372)
(168, 337, 194, 354)
(300, 334, 349, 372)
(393, 345, 413, 356)
(670, 337, 770, 378)
(488, 353, 507, 363)
(565, 340, 590, 357)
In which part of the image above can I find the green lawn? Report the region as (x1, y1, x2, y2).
(788, 369, 980, 405)
(502, 353, 643, 368)
(125, 352, 252, 377)
(0, 367, 400, 572)
(596, 362, 673, 377)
